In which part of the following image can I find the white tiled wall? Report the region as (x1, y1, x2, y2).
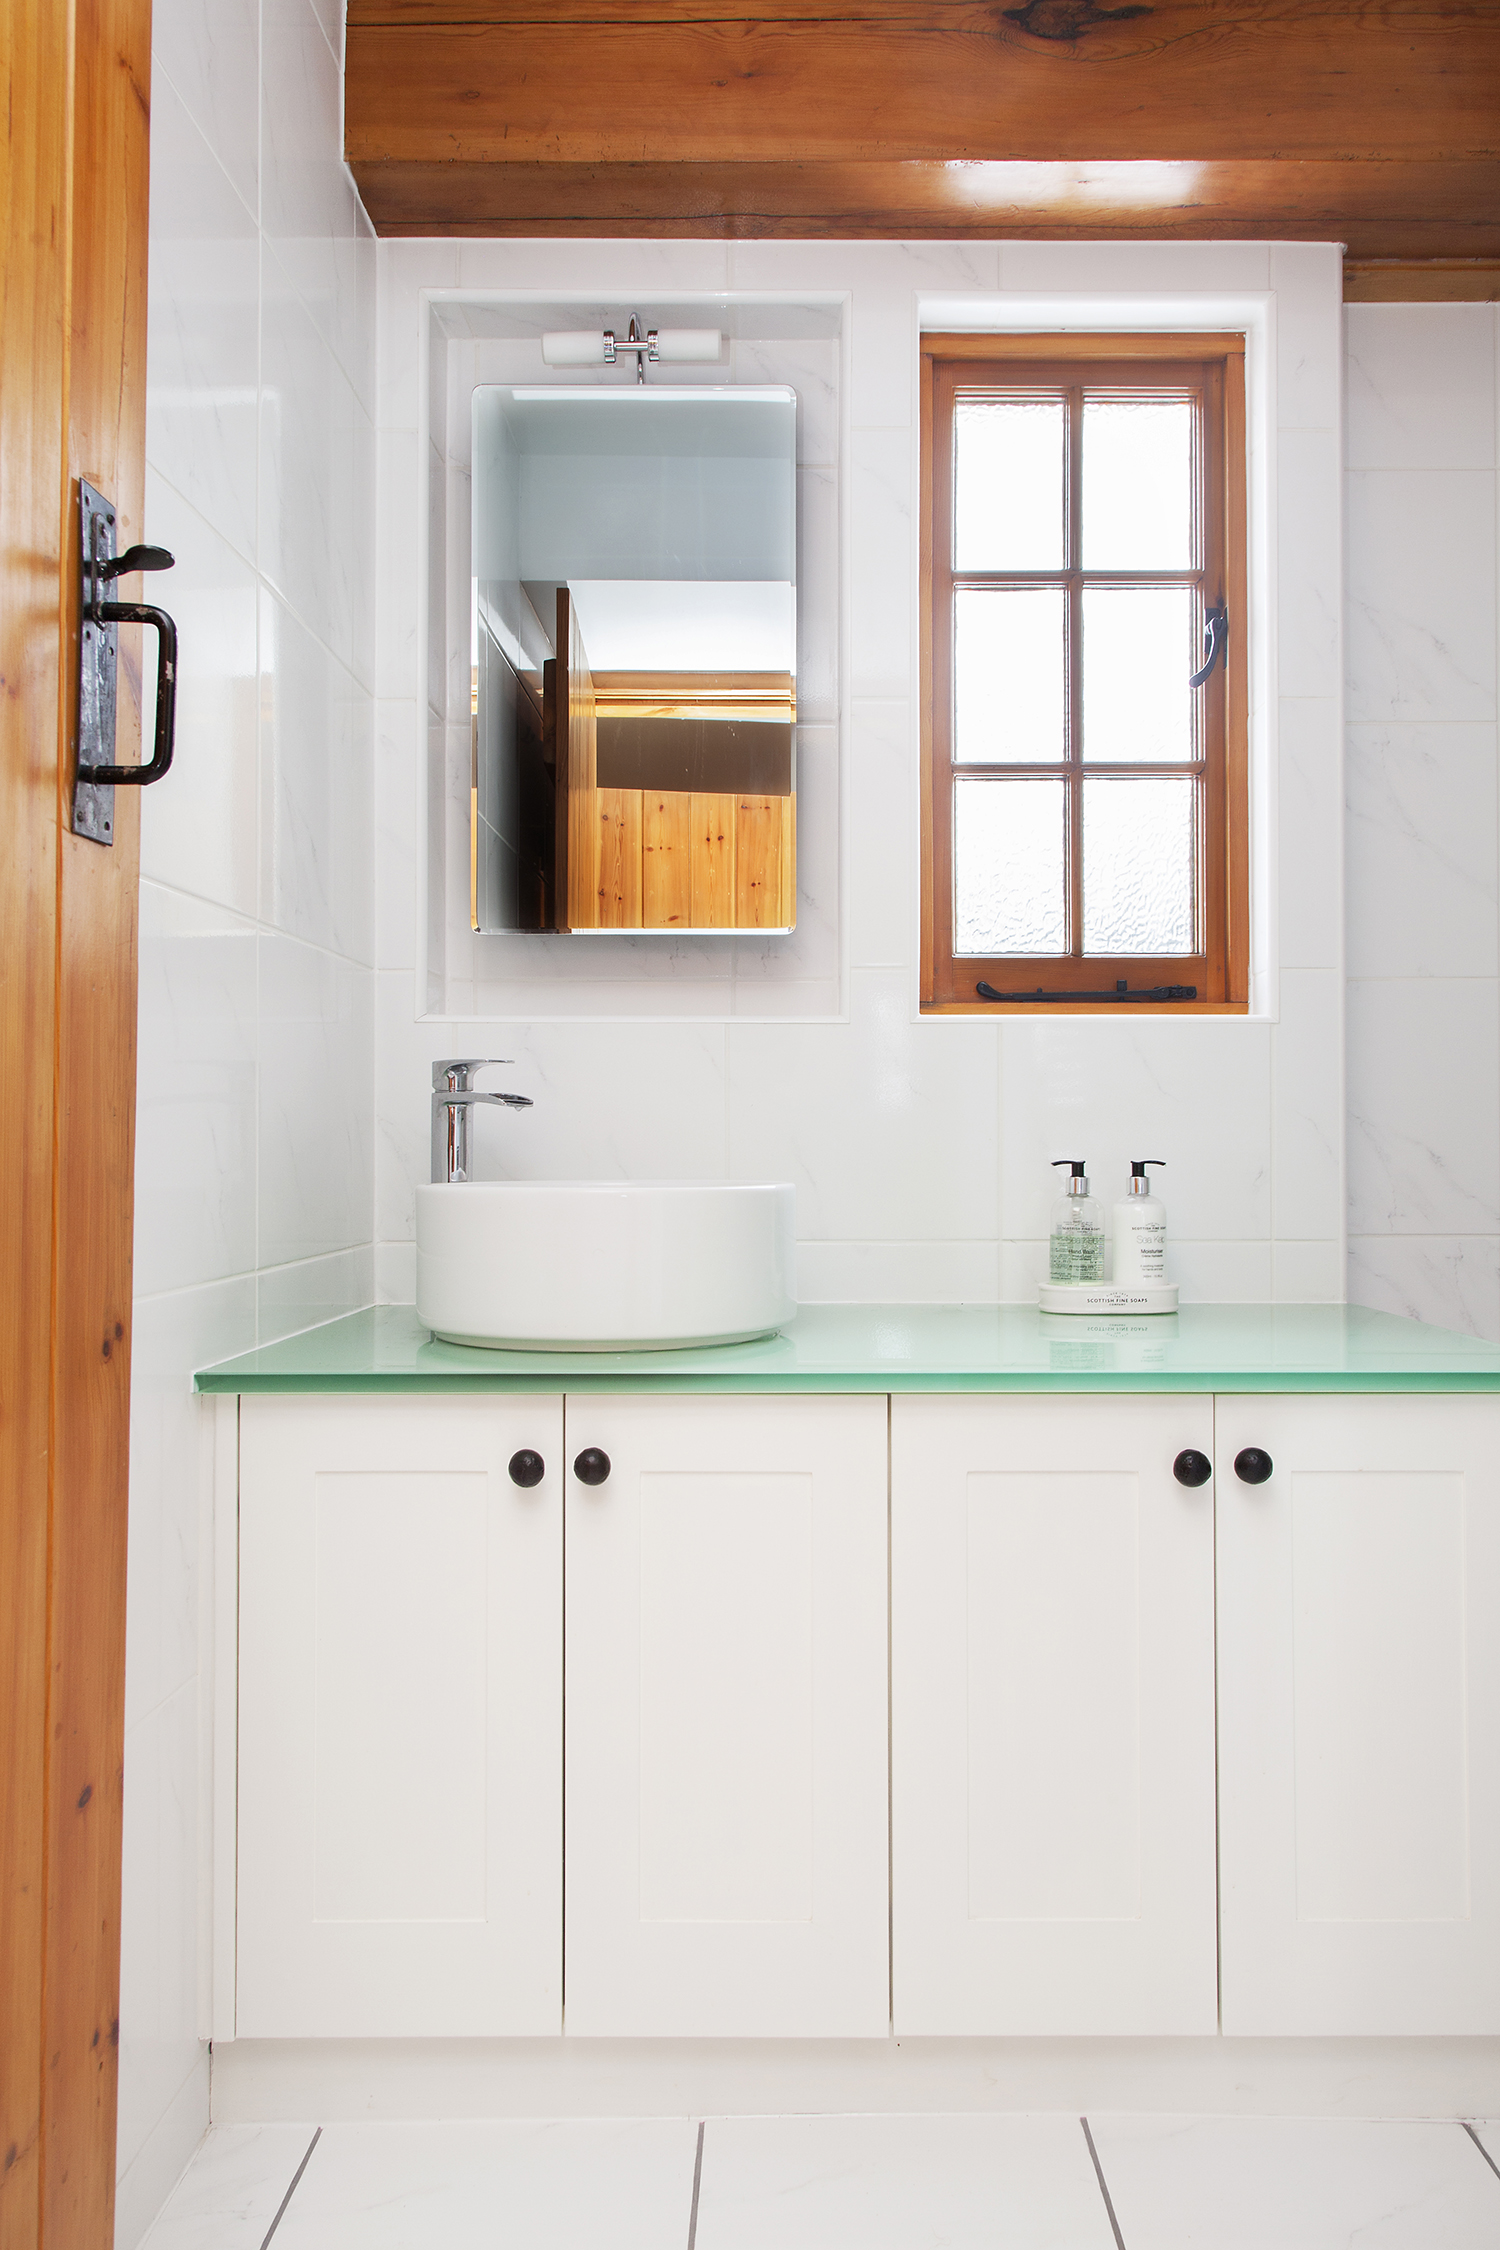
(373, 240, 1347, 1310)
(1345, 305, 1500, 1339)
(121, 5, 376, 2241)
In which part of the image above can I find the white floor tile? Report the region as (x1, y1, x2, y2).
(1087, 2115, 1500, 2249)
(141, 2123, 319, 2248)
(273, 2119, 700, 2249)
(693, 2114, 1117, 2250)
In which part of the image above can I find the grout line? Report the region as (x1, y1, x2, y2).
(1464, 2121, 1500, 2186)
(687, 2120, 706, 2250)
(1080, 2118, 1127, 2250)
(259, 2126, 322, 2249)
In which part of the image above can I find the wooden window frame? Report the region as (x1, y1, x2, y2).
(920, 333, 1249, 1016)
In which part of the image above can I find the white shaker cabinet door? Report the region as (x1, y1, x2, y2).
(236, 1394, 563, 2037)
(1217, 1393, 1500, 2034)
(564, 1393, 889, 2036)
(892, 1394, 1218, 2034)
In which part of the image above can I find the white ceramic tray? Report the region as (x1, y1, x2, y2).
(1037, 1280, 1179, 1316)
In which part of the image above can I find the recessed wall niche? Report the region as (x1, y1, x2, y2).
(421, 295, 845, 1020)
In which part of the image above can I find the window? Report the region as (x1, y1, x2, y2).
(920, 336, 1248, 1013)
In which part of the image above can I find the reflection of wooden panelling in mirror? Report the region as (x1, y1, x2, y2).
(559, 587, 598, 931)
(593, 789, 643, 927)
(598, 719, 793, 798)
(567, 784, 792, 931)
(734, 796, 791, 928)
(691, 794, 736, 929)
(642, 792, 693, 928)
(556, 646, 796, 928)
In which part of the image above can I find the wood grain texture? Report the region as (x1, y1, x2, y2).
(346, 6, 1500, 248)
(560, 588, 597, 930)
(1344, 257, 1500, 301)
(642, 791, 694, 929)
(0, 5, 68, 2241)
(734, 796, 787, 928)
(593, 787, 644, 927)
(46, 2, 151, 2243)
(2, 2, 150, 2245)
(920, 340, 1246, 1014)
(690, 793, 736, 928)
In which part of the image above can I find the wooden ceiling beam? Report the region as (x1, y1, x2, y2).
(345, 4, 1500, 253)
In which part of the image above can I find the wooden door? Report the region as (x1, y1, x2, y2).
(891, 1395, 1218, 2034)
(235, 1397, 564, 2037)
(1, 5, 152, 2245)
(1218, 1394, 1500, 2034)
(564, 1394, 889, 2036)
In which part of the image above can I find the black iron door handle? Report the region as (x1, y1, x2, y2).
(574, 1447, 611, 1486)
(79, 601, 177, 785)
(1173, 1449, 1212, 1488)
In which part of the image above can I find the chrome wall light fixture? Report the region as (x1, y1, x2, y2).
(540, 315, 722, 383)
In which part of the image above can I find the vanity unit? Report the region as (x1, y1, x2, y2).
(198, 1305, 1500, 2049)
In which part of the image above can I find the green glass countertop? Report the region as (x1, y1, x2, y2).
(195, 1302, 1500, 1396)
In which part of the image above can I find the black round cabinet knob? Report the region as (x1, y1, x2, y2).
(1235, 1446, 1274, 1485)
(508, 1449, 545, 1488)
(574, 1447, 612, 1487)
(1173, 1449, 1213, 1488)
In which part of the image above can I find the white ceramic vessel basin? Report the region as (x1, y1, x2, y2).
(415, 1180, 796, 1350)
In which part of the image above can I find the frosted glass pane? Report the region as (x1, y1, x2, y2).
(1082, 397, 1194, 568)
(954, 588, 1066, 765)
(955, 398, 1066, 570)
(1082, 587, 1195, 764)
(1083, 777, 1195, 955)
(954, 778, 1066, 955)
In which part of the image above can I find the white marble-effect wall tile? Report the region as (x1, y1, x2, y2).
(131, 6, 376, 2236)
(138, 472, 260, 915)
(257, 937, 374, 1268)
(260, 267, 374, 690)
(1350, 1233, 1500, 1340)
(848, 428, 913, 700)
(998, 1016, 1272, 1246)
(1346, 305, 1497, 471)
(1348, 977, 1500, 1238)
(134, 885, 259, 1298)
(1276, 698, 1343, 972)
(260, 0, 358, 374)
(1346, 722, 1499, 979)
(117, 1683, 202, 2182)
(150, 0, 259, 218)
(848, 698, 914, 971)
(145, 65, 259, 571)
(114, 2058, 212, 2250)
(258, 1245, 376, 1345)
(1276, 428, 1342, 700)
(1270, 244, 1344, 432)
(1343, 303, 1500, 1340)
(1270, 968, 1343, 1241)
(798, 1239, 1001, 1304)
(727, 969, 1000, 1240)
(1345, 469, 1497, 723)
(259, 592, 375, 963)
(126, 1277, 255, 1732)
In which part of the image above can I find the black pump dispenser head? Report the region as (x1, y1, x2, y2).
(1052, 1158, 1091, 1195)
(1128, 1159, 1166, 1196)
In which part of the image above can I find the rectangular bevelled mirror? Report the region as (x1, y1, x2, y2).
(471, 385, 798, 935)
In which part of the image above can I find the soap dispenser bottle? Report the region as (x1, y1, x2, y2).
(1049, 1160, 1105, 1283)
(1113, 1160, 1167, 1284)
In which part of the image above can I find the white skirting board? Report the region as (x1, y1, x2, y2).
(208, 2036, 1500, 2125)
